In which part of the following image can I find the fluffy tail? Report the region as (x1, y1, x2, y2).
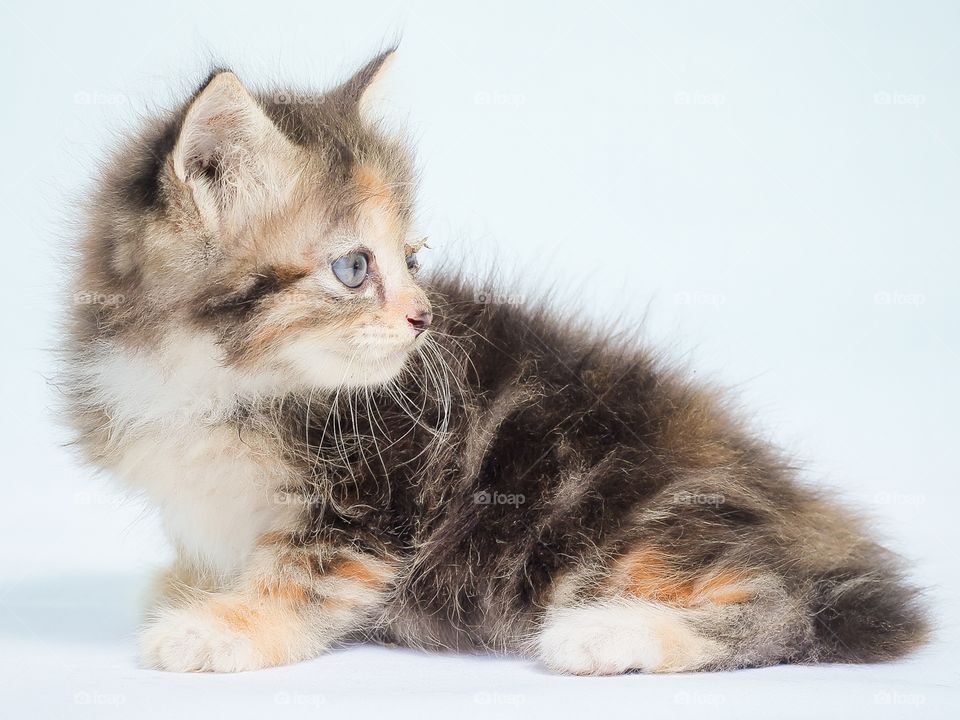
(808, 553, 929, 663)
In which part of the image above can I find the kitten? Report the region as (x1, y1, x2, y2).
(62, 49, 927, 674)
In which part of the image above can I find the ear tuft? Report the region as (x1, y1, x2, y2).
(173, 72, 270, 183)
(334, 47, 398, 118)
(170, 71, 297, 232)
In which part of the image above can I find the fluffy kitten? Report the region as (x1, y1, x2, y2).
(62, 50, 927, 674)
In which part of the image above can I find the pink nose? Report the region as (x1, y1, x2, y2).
(406, 310, 433, 335)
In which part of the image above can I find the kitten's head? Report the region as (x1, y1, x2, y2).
(76, 49, 431, 394)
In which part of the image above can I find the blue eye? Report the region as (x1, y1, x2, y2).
(332, 252, 368, 288)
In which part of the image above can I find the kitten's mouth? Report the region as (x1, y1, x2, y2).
(341, 347, 416, 388)
(278, 326, 425, 390)
(366, 335, 426, 362)
(339, 343, 417, 374)
(374, 345, 418, 365)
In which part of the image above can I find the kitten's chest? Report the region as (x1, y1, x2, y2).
(114, 424, 298, 576)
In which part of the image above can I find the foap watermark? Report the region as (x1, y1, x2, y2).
(74, 691, 125, 707)
(872, 491, 925, 508)
(674, 90, 726, 107)
(474, 289, 525, 306)
(274, 691, 326, 708)
(273, 92, 327, 106)
(874, 690, 926, 707)
(473, 490, 525, 507)
(873, 291, 925, 308)
(272, 489, 324, 508)
(74, 91, 128, 106)
(674, 490, 725, 507)
(474, 691, 525, 707)
(74, 290, 125, 307)
(674, 291, 726, 309)
(473, 90, 527, 108)
(873, 91, 926, 108)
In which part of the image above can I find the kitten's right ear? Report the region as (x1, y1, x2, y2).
(168, 71, 299, 234)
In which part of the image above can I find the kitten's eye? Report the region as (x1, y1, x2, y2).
(332, 252, 369, 288)
(406, 252, 419, 272)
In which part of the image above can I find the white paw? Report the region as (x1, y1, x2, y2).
(536, 600, 724, 675)
(538, 605, 663, 675)
(140, 605, 260, 672)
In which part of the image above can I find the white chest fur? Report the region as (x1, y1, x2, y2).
(116, 424, 298, 577)
(78, 334, 303, 577)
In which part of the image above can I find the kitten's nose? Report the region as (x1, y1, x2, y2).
(406, 310, 433, 335)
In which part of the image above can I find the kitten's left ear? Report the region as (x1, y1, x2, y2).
(170, 70, 299, 234)
(332, 47, 397, 119)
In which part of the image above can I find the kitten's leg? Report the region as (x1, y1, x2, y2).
(144, 552, 218, 616)
(141, 535, 395, 672)
(536, 555, 810, 675)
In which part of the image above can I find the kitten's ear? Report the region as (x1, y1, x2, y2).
(170, 71, 299, 233)
(332, 48, 397, 119)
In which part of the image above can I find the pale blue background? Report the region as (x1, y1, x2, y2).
(1, 1, 957, 717)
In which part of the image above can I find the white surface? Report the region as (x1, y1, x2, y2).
(1, 0, 958, 717)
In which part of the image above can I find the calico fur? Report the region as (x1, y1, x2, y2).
(60, 49, 928, 674)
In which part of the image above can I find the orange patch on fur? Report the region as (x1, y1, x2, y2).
(256, 579, 311, 605)
(354, 164, 394, 207)
(333, 558, 387, 588)
(620, 550, 694, 604)
(210, 592, 306, 667)
(695, 572, 754, 605)
(353, 163, 405, 241)
(217, 602, 259, 633)
(617, 549, 754, 607)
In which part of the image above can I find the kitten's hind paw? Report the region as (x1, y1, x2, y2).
(536, 602, 721, 675)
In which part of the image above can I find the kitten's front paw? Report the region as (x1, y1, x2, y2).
(140, 605, 260, 672)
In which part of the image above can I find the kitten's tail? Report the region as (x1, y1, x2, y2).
(806, 550, 929, 663)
